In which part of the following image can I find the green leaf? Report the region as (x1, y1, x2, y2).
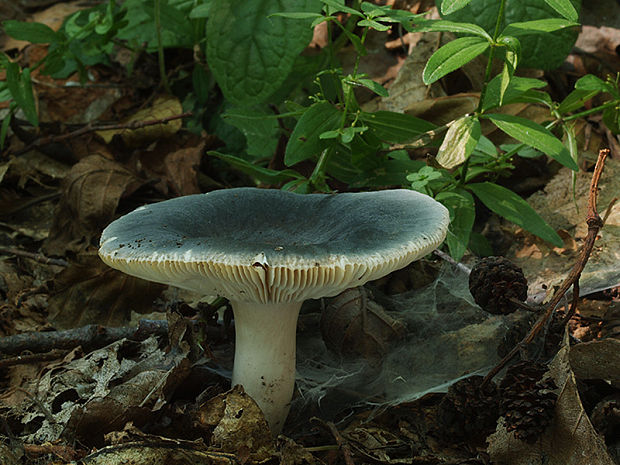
(2, 20, 58, 43)
(189, 1, 213, 18)
(543, 0, 578, 21)
(192, 65, 210, 104)
(502, 18, 579, 36)
(357, 19, 390, 31)
(484, 113, 577, 170)
(481, 75, 547, 110)
(6, 62, 38, 126)
(436, 115, 480, 169)
(468, 182, 563, 246)
(320, 0, 363, 16)
(436, 189, 475, 260)
(441, 0, 474, 15)
(423, 36, 489, 84)
(270, 12, 324, 19)
(356, 78, 389, 97)
(442, 0, 581, 70)
(0, 109, 11, 149)
(223, 106, 280, 157)
(207, 0, 319, 106)
(209, 151, 303, 183)
(285, 101, 342, 166)
(557, 88, 599, 114)
(358, 111, 436, 143)
(574, 74, 614, 93)
(414, 19, 491, 40)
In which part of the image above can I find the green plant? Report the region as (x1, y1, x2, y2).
(2, 0, 619, 262)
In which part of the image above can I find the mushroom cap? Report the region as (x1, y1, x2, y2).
(99, 188, 449, 303)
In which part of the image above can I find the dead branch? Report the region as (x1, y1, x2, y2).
(0, 319, 227, 357)
(313, 418, 356, 465)
(482, 148, 610, 386)
(11, 111, 193, 156)
(0, 246, 68, 267)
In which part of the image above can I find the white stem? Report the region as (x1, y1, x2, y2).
(230, 300, 302, 434)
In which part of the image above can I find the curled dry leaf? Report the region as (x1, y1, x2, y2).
(569, 338, 620, 383)
(197, 385, 276, 462)
(96, 95, 183, 147)
(44, 154, 145, 255)
(487, 332, 615, 465)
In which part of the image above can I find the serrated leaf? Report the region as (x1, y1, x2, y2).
(502, 18, 578, 36)
(414, 19, 491, 39)
(358, 111, 436, 143)
(436, 189, 475, 260)
(441, 0, 474, 15)
(285, 101, 342, 166)
(423, 36, 489, 84)
(2, 20, 58, 43)
(210, 151, 303, 183)
(468, 182, 563, 246)
(436, 115, 480, 169)
(207, 0, 319, 106)
(484, 113, 578, 170)
(544, 0, 578, 21)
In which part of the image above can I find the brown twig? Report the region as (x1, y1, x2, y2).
(0, 246, 68, 267)
(0, 349, 68, 368)
(313, 418, 356, 465)
(482, 148, 610, 387)
(11, 112, 193, 156)
(0, 319, 227, 356)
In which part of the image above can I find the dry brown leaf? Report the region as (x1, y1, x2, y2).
(569, 338, 620, 382)
(199, 385, 276, 462)
(47, 254, 165, 329)
(44, 154, 145, 255)
(487, 334, 615, 465)
(96, 95, 183, 147)
(506, 158, 620, 299)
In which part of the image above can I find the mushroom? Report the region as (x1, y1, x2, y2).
(98, 188, 449, 434)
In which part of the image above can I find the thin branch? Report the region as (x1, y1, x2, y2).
(0, 247, 68, 267)
(482, 148, 610, 386)
(11, 112, 193, 157)
(313, 418, 356, 465)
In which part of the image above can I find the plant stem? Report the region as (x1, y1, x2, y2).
(563, 100, 618, 121)
(154, 0, 171, 93)
(460, 0, 506, 185)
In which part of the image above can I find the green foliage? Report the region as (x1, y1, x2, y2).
(442, 0, 580, 69)
(3, 0, 620, 262)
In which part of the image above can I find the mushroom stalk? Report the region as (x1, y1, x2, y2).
(230, 300, 302, 434)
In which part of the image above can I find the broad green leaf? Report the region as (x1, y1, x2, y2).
(543, 0, 578, 21)
(423, 36, 489, 84)
(414, 19, 491, 40)
(358, 111, 436, 143)
(189, 1, 213, 18)
(2, 20, 58, 43)
(484, 113, 578, 170)
(468, 182, 563, 246)
(0, 110, 11, 149)
(207, 0, 319, 106)
(436, 115, 480, 169)
(270, 12, 323, 19)
(223, 106, 280, 157)
(502, 18, 578, 36)
(441, 0, 474, 15)
(442, 0, 581, 70)
(436, 189, 475, 260)
(356, 78, 389, 97)
(192, 65, 210, 104)
(285, 102, 342, 166)
(209, 151, 303, 183)
(603, 106, 620, 135)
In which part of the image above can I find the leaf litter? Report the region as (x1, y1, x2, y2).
(0, 1, 619, 464)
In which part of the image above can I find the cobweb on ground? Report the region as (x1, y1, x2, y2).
(291, 263, 516, 423)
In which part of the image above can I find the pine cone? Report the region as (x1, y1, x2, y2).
(469, 257, 528, 315)
(499, 361, 557, 443)
(435, 375, 500, 442)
